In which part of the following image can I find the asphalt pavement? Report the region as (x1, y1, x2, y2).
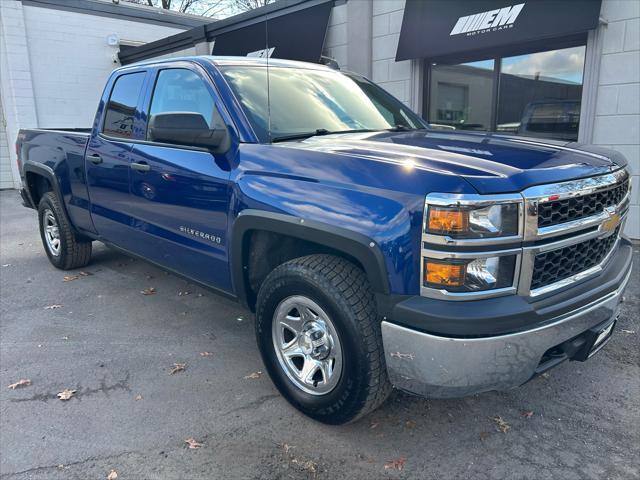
(1, 189, 638, 480)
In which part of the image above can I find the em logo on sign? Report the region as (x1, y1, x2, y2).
(450, 3, 525, 37)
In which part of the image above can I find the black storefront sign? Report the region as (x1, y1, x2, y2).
(396, 0, 602, 62)
(212, 2, 332, 63)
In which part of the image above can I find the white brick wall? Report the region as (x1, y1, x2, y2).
(322, 3, 348, 69)
(21, 5, 185, 128)
(593, 0, 640, 238)
(0, 96, 12, 190)
(0, 1, 188, 188)
(370, 0, 411, 105)
(0, 0, 38, 189)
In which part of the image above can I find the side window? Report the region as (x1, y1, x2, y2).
(102, 72, 145, 139)
(147, 68, 223, 143)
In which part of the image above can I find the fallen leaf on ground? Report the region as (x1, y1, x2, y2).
(107, 469, 118, 480)
(63, 275, 79, 282)
(522, 410, 534, 418)
(135, 394, 143, 401)
(291, 458, 317, 473)
(621, 329, 636, 334)
(244, 371, 262, 379)
(390, 352, 415, 360)
(57, 464, 64, 469)
(178, 291, 191, 296)
(479, 431, 490, 441)
(492, 416, 511, 433)
(184, 437, 203, 449)
(62, 336, 69, 340)
(79, 271, 93, 277)
(2, 264, 11, 267)
(541, 372, 551, 379)
(8, 379, 31, 389)
(44, 304, 63, 310)
(405, 420, 416, 429)
(169, 363, 186, 375)
(57, 388, 77, 400)
(279, 443, 295, 453)
(142, 287, 157, 295)
(199, 352, 213, 357)
(369, 421, 379, 429)
(384, 456, 407, 471)
(236, 316, 244, 322)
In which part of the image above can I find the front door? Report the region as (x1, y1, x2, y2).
(125, 67, 234, 292)
(86, 70, 146, 249)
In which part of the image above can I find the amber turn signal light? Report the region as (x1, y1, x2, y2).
(427, 207, 469, 234)
(424, 261, 465, 287)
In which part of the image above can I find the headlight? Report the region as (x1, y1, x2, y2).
(426, 203, 520, 239)
(423, 255, 517, 292)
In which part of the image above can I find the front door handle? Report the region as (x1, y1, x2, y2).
(87, 154, 102, 165)
(131, 162, 151, 173)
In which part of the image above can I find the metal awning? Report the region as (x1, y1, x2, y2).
(119, 0, 333, 65)
(396, 0, 602, 63)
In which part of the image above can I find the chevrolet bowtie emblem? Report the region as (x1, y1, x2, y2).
(601, 211, 621, 235)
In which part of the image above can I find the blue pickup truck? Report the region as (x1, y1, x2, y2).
(16, 57, 633, 424)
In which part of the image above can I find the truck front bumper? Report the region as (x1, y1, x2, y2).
(381, 242, 633, 399)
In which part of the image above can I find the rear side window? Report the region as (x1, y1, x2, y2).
(102, 72, 145, 139)
(147, 69, 221, 141)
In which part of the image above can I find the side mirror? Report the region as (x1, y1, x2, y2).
(148, 112, 230, 153)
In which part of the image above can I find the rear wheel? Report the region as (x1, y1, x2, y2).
(38, 192, 92, 270)
(256, 254, 391, 424)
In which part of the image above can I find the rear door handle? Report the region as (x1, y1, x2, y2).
(131, 162, 151, 173)
(87, 154, 102, 165)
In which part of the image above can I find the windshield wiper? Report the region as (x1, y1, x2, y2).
(271, 128, 379, 143)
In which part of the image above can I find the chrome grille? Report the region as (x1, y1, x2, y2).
(530, 227, 620, 290)
(537, 179, 629, 228)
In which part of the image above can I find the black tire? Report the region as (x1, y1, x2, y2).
(38, 192, 92, 270)
(256, 254, 391, 424)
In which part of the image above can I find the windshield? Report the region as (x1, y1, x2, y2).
(219, 66, 426, 142)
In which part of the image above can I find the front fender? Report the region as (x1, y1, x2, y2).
(231, 209, 391, 308)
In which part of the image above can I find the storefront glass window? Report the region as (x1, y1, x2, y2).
(428, 59, 494, 131)
(497, 46, 586, 141)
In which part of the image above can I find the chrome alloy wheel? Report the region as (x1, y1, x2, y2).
(42, 209, 61, 256)
(272, 296, 343, 395)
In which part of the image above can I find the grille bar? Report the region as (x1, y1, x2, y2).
(537, 179, 629, 228)
(530, 226, 620, 290)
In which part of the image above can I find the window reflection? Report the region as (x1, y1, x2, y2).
(497, 46, 585, 140)
(429, 59, 494, 131)
(103, 72, 145, 139)
(221, 66, 423, 142)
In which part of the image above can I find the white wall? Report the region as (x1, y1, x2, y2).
(370, 0, 411, 106)
(0, 96, 12, 190)
(21, 5, 186, 128)
(323, 3, 348, 69)
(593, 0, 640, 238)
(0, 1, 188, 189)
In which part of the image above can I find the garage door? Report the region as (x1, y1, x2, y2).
(0, 95, 15, 189)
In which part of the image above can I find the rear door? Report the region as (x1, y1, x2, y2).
(125, 65, 234, 292)
(86, 70, 147, 248)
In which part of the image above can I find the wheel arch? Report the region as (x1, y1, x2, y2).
(231, 210, 390, 310)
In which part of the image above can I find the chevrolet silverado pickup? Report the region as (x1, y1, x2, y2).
(16, 57, 633, 424)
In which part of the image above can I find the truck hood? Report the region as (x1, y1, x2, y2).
(279, 130, 627, 194)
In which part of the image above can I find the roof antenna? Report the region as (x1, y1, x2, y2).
(265, 13, 272, 143)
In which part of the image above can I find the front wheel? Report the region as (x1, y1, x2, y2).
(256, 254, 391, 424)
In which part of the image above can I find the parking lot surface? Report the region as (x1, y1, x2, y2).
(1, 190, 639, 480)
